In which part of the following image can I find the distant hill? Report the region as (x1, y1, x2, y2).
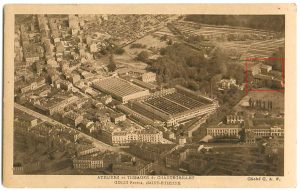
(184, 15, 285, 32)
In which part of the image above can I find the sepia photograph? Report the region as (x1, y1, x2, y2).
(2, 4, 296, 188)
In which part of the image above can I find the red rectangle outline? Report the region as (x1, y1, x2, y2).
(244, 57, 285, 95)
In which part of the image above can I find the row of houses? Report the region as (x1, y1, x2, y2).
(101, 125, 163, 146)
(73, 150, 154, 175)
(33, 95, 79, 115)
(73, 151, 120, 169)
(205, 114, 284, 143)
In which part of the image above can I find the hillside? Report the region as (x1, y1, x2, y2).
(185, 15, 285, 32)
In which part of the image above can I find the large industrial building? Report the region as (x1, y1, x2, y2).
(92, 76, 149, 103)
(123, 85, 219, 127)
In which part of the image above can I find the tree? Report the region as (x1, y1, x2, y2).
(266, 80, 273, 89)
(167, 39, 173, 45)
(186, 55, 200, 67)
(160, 48, 166, 55)
(265, 47, 284, 71)
(136, 51, 149, 62)
(107, 55, 117, 72)
(238, 128, 246, 142)
(160, 34, 167, 41)
(227, 64, 245, 84)
(130, 43, 146, 49)
(100, 49, 108, 55)
(188, 80, 200, 91)
(114, 47, 125, 55)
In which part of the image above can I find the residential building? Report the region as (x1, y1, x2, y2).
(245, 131, 256, 144)
(206, 124, 242, 138)
(59, 81, 73, 91)
(178, 136, 187, 145)
(163, 130, 175, 140)
(73, 152, 121, 169)
(245, 125, 284, 138)
(79, 119, 96, 133)
(68, 73, 81, 83)
(23, 42, 42, 64)
(64, 111, 83, 127)
(59, 129, 80, 142)
(16, 77, 46, 94)
(249, 98, 273, 110)
(110, 113, 126, 124)
(226, 115, 244, 124)
(260, 64, 272, 74)
(217, 78, 237, 90)
(141, 72, 156, 83)
(14, 109, 38, 128)
(73, 153, 104, 169)
(100, 95, 112, 105)
(101, 125, 163, 146)
(33, 95, 79, 115)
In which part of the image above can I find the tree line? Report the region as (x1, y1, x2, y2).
(145, 43, 245, 93)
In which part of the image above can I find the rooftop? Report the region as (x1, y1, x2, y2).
(208, 123, 241, 129)
(93, 77, 148, 97)
(110, 112, 125, 119)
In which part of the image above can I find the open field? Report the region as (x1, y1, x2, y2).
(123, 34, 170, 57)
(114, 32, 173, 68)
(217, 38, 284, 61)
(173, 21, 278, 37)
(240, 38, 284, 60)
(153, 26, 176, 38)
(170, 20, 284, 61)
(114, 53, 148, 70)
